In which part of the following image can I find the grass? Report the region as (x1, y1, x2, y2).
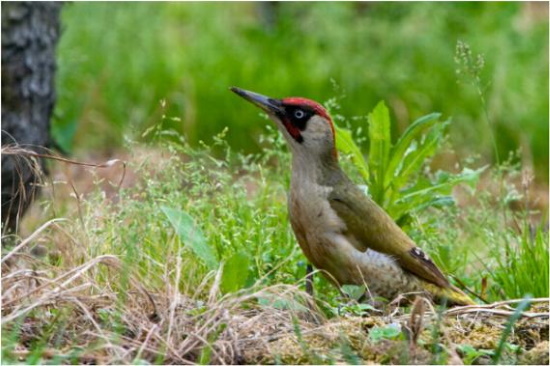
(53, 2, 549, 181)
(2, 123, 548, 363)
(3, 3, 549, 361)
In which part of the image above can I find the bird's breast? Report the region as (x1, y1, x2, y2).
(289, 184, 345, 237)
(288, 184, 349, 267)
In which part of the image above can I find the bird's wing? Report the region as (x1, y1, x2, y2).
(328, 183, 450, 288)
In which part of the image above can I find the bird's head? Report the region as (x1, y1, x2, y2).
(231, 87, 337, 161)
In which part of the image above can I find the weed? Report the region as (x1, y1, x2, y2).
(54, 3, 549, 180)
(456, 344, 495, 365)
(2, 110, 548, 363)
(334, 101, 485, 227)
(368, 324, 403, 343)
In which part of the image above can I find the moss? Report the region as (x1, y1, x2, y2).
(518, 341, 549, 365)
(359, 340, 432, 364)
(240, 309, 549, 365)
(446, 321, 503, 349)
(515, 313, 549, 349)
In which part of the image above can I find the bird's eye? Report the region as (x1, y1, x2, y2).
(294, 109, 306, 119)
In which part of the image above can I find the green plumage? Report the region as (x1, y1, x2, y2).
(231, 86, 476, 306)
(328, 177, 450, 288)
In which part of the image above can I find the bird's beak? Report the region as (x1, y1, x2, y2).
(230, 87, 283, 115)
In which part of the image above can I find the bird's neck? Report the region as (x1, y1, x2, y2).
(291, 150, 343, 188)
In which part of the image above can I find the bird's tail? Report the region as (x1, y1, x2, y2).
(424, 282, 476, 306)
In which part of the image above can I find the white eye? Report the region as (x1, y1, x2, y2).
(294, 109, 305, 119)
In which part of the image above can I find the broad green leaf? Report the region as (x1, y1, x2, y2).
(385, 113, 441, 187)
(341, 284, 366, 300)
(439, 166, 488, 191)
(161, 206, 218, 269)
(408, 195, 455, 212)
(336, 302, 380, 317)
(396, 166, 487, 204)
(221, 251, 250, 293)
(367, 101, 391, 202)
(334, 124, 369, 182)
(338, 101, 484, 226)
(368, 325, 402, 343)
(389, 196, 455, 221)
(389, 166, 486, 219)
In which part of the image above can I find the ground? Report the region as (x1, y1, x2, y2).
(1, 145, 548, 364)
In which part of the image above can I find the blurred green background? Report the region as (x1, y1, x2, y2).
(53, 2, 549, 181)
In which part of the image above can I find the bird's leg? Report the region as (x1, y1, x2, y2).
(303, 264, 323, 324)
(305, 263, 314, 296)
(358, 289, 387, 311)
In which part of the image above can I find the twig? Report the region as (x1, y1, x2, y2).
(445, 297, 549, 313)
(445, 297, 549, 318)
(448, 308, 547, 319)
(2, 148, 127, 189)
(1, 218, 67, 264)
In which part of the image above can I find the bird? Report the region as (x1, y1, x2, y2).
(230, 87, 475, 306)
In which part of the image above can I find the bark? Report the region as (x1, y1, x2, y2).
(1, 2, 62, 234)
(257, 2, 279, 32)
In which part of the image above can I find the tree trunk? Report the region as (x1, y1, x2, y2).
(1, 2, 62, 235)
(257, 2, 280, 32)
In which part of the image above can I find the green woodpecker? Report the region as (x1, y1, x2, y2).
(230, 87, 475, 306)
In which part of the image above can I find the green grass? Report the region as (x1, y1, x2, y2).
(2, 125, 548, 363)
(54, 2, 549, 181)
(80, 129, 340, 298)
(4, 3, 549, 360)
(488, 220, 549, 300)
(419, 171, 549, 301)
(49, 114, 545, 306)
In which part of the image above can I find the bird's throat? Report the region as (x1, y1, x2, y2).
(291, 152, 343, 188)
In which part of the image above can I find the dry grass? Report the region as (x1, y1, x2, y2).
(1, 145, 48, 235)
(2, 226, 548, 364)
(1, 146, 548, 364)
(2, 236, 320, 364)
